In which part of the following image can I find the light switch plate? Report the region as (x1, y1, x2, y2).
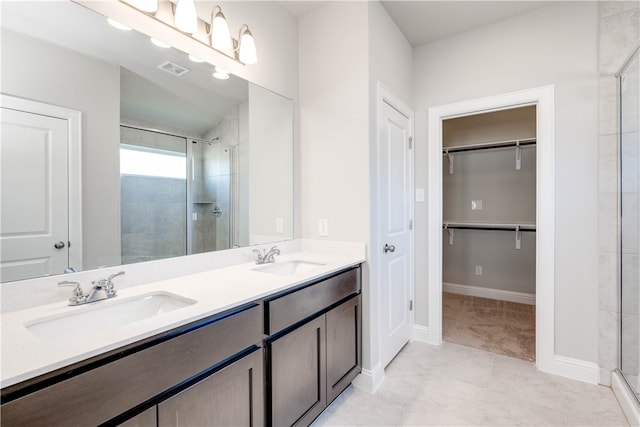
(319, 219, 329, 237)
(415, 188, 425, 203)
(276, 218, 284, 234)
(471, 200, 483, 210)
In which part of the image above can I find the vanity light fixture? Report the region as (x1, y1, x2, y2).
(212, 66, 230, 80)
(174, 0, 198, 34)
(150, 37, 171, 48)
(127, 0, 158, 13)
(209, 6, 232, 52)
(238, 25, 257, 65)
(121, 1, 258, 65)
(107, 18, 132, 31)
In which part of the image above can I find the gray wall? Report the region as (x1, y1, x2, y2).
(1, 29, 121, 269)
(442, 107, 536, 295)
(413, 1, 599, 362)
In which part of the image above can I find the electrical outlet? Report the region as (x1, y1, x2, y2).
(319, 219, 329, 237)
(475, 265, 483, 276)
(276, 218, 284, 234)
(471, 200, 483, 210)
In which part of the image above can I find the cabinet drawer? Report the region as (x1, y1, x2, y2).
(265, 267, 360, 335)
(1, 303, 261, 427)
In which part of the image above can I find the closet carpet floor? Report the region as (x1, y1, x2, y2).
(443, 292, 536, 362)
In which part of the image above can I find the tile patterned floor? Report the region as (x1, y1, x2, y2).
(312, 342, 629, 426)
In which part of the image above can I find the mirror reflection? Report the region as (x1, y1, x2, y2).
(0, 1, 294, 283)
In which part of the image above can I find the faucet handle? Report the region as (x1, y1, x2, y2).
(103, 271, 124, 297)
(58, 280, 85, 304)
(107, 271, 125, 282)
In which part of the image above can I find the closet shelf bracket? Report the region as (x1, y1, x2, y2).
(445, 149, 454, 175)
(515, 141, 522, 170)
(515, 225, 521, 250)
(444, 224, 454, 245)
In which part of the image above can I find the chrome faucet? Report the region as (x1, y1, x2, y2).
(253, 246, 280, 264)
(58, 271, 124, 306)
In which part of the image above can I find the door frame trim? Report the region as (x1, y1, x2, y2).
(2, 94, 83, 271)
(426, 86, 555, 374)
(374, 83, 415, 369)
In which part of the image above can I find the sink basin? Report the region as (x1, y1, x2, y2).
(252, 260, 326, 276)
(25, 292, 197, 343)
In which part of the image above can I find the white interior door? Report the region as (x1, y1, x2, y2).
(379, 98, 413, 368)
(1, 107, 69, 282)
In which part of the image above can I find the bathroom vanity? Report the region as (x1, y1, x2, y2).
(0, 249, 363, 427)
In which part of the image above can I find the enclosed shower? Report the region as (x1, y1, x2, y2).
(119, 125, 234, 264)
(619, 45, 640, 405)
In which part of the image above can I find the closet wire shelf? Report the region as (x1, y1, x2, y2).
(442, 138, 536, 173)
(442, 222, 536, 249)
(442, 138, 536, 154)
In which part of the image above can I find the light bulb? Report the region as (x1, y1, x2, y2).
(213, 66, 230, 80)
(210, 7, 232, 52)
(128, 0, 158, 13)
(175, 0, 198, 34)
(188, 54, 204, 63)
(150, 37, 171, 48)
(107, 18, 131, 31)
(238, 26, 257, 64)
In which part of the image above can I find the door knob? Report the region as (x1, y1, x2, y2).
(383, 244, 396, 253)
(54, 241, 65, 249)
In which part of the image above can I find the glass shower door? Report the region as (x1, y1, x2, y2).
(188, 140, 233, 254)
(620, 48, 640, 398)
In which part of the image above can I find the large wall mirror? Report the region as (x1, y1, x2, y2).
(0, 1, 294, 283)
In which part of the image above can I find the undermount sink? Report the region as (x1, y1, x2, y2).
(25, 292, 197, 343)
(252, 260, 326, 276)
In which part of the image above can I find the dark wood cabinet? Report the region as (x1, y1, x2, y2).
(269, 315, 326, 427)
(326, 294, 361, 404)
(1, 304, 262, 427)
(265, 267, 362, 427)
(158, 349, 263, 427)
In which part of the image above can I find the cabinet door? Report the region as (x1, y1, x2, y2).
(326, 294, 361, 403)
(269, 316, 326, 427)
(158, 350, 263, 427)
(119, 407, 157, 427)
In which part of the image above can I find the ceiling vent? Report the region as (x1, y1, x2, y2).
(157, 61, 190, 77)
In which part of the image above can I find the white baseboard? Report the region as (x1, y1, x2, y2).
(443, 282, 536, 305)
(538, 355, 600, 384)
(412, 324, 430, 343)
(612, 370, 640, 426)
(352, 364, 384, 394)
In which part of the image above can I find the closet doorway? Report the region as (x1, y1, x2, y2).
(427, 86, 556, 373)
(441, 107, 536, 362)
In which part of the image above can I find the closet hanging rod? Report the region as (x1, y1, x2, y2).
(442, 138, 536, 154)
(442, 223, 536, 232)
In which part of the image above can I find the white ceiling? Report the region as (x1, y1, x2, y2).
(278, 1, 556, 47)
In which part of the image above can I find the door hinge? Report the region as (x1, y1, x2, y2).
(409, 136, 413, 149)
(409, 300, 413, 311)
(409, 219, 413, 230)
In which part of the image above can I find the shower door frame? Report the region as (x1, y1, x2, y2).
(617, 44, 640, 403)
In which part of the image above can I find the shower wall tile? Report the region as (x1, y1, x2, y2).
(599, 7, 640, 75)
(599, 134, 619, 193)
(622, 253, 640, 316)
(599, 309, 620, 372)
(600, 252, 619, 313)
(622, 193, 639, 254)
(621, 133, 639, 193)
(599, 193, 620, 253)
(621, 313, 639, 375)
(599, 77, 619, 137)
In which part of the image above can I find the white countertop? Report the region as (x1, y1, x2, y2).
(1, 249, 364, 389)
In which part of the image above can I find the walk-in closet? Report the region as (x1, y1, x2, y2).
(442, 106, 537, 361)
